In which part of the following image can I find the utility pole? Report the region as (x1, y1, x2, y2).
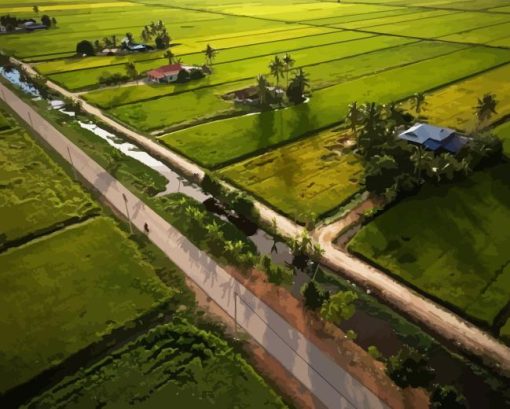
(234, 292, 238, 336)
(27, 110, 33, 127)
(122, 193, 133, 234)
(66, 146, 78, 180)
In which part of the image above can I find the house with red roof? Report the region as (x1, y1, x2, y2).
(147, 63, 184, 83)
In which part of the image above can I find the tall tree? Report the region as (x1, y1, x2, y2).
(163, 49, 176, 64)
(33, 5, 39, 13)
(474, 93, 497, 126)
(282, 52, 295, 88)
(204, 44, 217, 66)
(41, 14, 51, 27)
(346, 101, 363, 137)
(411, 92, 426, 115)
(76, 40, 95, 56)
(125, 62, 138, 82)
(51, 17, 57, 27)
(286, 68, 309, 104)
(268, 55, 284, 87)
(256, 74, 271, 108)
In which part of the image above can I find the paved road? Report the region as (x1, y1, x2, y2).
(0, 82, 389, 409)
(11, 59, 510, 375)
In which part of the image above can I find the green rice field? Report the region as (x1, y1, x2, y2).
(0, 125, 98, 246)
(0, 216, 174, 393)
(23, 321, 287, 409)
(348, 164, 510, 328)
(3, 0, 510, 340)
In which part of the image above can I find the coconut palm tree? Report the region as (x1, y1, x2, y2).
(411, 92, 427, 115)
(286, 68, 309, 104)
(269, 55, 284, 87)
(474, 93, 497, 126)
(163, 49, 176, 64)
(346, 101, 363, 137)
(283, 52, 295, 88)
(204, 44, 217, 67)
(125, 62, 138, 82)
(256, 74, 270, 108)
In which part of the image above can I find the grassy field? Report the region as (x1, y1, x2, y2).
(54, 32, 404, 91)
(0, 125, 98, 246)
(402, 63, 510, 132)
(161, 46, 510, 168)
(0, 109, 11, 130)
(23, 320, 287, 409)
(107, 80, 252, 132)
(348, 164, 510, 328)
(0, 216, 174, 393)
(218, 128, 363, 223)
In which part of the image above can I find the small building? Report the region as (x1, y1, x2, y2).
(22, 21, 48, 31)
(100, 48, 120, 56)
(147, 63, 184, 83)
(147, 63, 203, 83)
(120, 38, 153, 53)
(398, 123, 468, 154)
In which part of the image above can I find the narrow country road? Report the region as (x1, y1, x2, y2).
(0, 82, 389, 409)
(9, 58, 510, 376)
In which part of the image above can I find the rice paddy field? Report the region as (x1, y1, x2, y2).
(218, 128, 363, 223)
(2, 0, 510, 338)
(23, 321, 287, 409)
(0, 108, 174, 394)
(0, 216, 174, 393)
(1, 0, 509, 221)
(0, 122, 98, 246)
(348, 164, 510, 331)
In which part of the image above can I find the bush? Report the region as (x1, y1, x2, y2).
(464, 133, 503, 169)
(259, 256, 293, 286)
(429, 384, 467, 409)
(76, 40, 95, 56)
(301, 281, 329, 310)
(320, 290, 358, 325)
(386, 345, 435, 389)
(367, 345, 382, 360)
(98, 73, 130, 86)
(202, 172, 223, 197)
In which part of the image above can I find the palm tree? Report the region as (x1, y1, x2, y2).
(125, 62, 138, 82)
(163, 49, 176, 64)
(474, 93, 497, 126)
(283, 53, 295, 88)
(268, 55, 284, 87)
(287, 68, 309, 104)
(256, 74, 270, 107)
(346, 101, 363, 137)
(411, 92, 426, 115)
(384, 102, 406, 126)
(204, 44, 217, 67)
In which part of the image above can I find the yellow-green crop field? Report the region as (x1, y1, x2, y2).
(402, 63, 510, 132)
(219, 128, 363, 223)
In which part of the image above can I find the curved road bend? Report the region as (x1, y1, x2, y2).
(0, 83, 388, 409)
(11, 60, 510, 375)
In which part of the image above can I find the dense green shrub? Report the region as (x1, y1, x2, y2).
(386, 345, 435, 389)
(429, 384, 467, 409)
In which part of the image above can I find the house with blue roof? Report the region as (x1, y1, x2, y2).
(398, 123, 468, 154)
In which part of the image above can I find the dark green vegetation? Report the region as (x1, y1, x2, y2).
(349, 164, 510, 329)
(0, 217, 174, 393)
(0, 119, 97, 247)
(0, 102, 284, 406)
(23, 320, 287, 409)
